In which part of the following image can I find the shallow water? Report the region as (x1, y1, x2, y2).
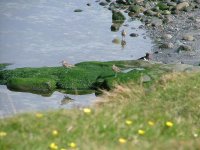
(0, 0, 152, 69)
(0, 0, 152, 116)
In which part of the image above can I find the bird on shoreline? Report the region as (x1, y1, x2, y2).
(60, 60, 75, 68)
(138, 53, 152, 61)
(121, 29, 126, 40)
(112, 64, 121, 77)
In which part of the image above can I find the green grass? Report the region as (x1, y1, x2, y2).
(0, 72, 200, 150)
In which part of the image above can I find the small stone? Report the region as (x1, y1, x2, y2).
(99, 1, 108, 6)
(178, 45, 193, 52)
(86, 3, 91, 6)
(74, 9, 83, 12)
(162, 34, 173, 40)
(182, 34, 194, 41)
(151, 18, 163, 27)
(130, 33, 139, 37)
(110, 23, 122, 31)
(159, 42, 174, 49)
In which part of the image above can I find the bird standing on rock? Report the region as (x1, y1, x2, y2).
(112, 64, 121, 77)
(60, 60, 75, 68)
(121, 29, 126, 40)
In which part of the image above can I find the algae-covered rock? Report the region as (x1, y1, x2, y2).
(112, 10, 126, 22)
(7, 78, 56, 95)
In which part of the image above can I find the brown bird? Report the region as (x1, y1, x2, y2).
(60, 60, 75, 68)
(121, 29, 126, 40)
(112, 64, 121, 77)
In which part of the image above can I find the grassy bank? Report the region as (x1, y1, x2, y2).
(0, 71, 200, 150)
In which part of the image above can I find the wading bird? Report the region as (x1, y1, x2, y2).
(121, 29, 126, 40)
(60, 60, 75, 68)
(112, 64, 121, 77)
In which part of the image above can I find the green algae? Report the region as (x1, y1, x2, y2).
(0, 60, 173, 95)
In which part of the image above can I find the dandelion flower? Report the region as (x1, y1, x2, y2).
(60, 148, 67, 150)
(193, 133, 198, 138)
(118, 138, 127, 144)
(165, 121, 173, 127)
(0, 131, 7, 137)
(125, 120, 132, 125)
(52, 130, 58, 136)
(35, 113, 43, 118)
(83, 108, 91, 114)
(49, 142, 58, 150)
(138, 129, 145, 135)
(69, 142, 76, 148)
(148, 121, 155, 126)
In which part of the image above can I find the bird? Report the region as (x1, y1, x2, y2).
(112, 64, 121, 77)
(138, 53, 151, 61)
(60, 60, 75, 68)
(121, 29, 126, 40)
(121, 40, 126, 49)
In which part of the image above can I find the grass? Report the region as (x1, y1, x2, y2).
(0, 71, 200, 150)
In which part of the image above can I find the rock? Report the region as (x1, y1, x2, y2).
(144, 9, 157, 16)
(178, 45, 193, 52)
(182, 34, 194, 41)
(99, 1, 108, 6)
(157, 2, 169, 10)
(74, 9, 83, 12)
(159, 42, 174, 49)
(110, 23, 122, 31)
(141, 75, 151, 82)
(162, 10, 171, 15)
(112, 38, 120, 44)
(163, 15, 174, 23)
(195, 0, 200, 4)
(86, 3, 91, 6)
(151, 18, 163, 27)
(129, 5, 142, 13)
(105, 0, 111, 2)
(176, 2, 189, 11)
(162, 34, 173, 40)
(112, 10, 126, 22)
(130, 33, 139, 37)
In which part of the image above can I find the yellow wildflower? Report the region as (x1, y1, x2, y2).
(0, 131, 7, 137)
(138, 129, 145, 135)
(125, 120, 132, 125)
(60, 148, 67, 150)
(148, 121, 155, 126)
(52, 130, 58, 136)
(69, 142, 76, 148)
(49, 142, 58, 150)
(83, 108, 91, 114)
(165, 121, 173, 127)
(35, 113, 43, 118)
(118, 138, 127, 144)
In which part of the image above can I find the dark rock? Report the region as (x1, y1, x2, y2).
(178, 45, 193, 52)
(110, 23, 122, 31)
(129, 5, 142, 13)
(86, 3, 91, 6)
(99, 1, 109, 6)
(74, 9, 83, 12)
(130, 33, 139, 37)
(159, 42, 174, 49)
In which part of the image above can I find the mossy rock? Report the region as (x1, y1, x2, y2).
(129, 5, 141, 13)
(112, 10, 126, 22)
(157, 3, 169, 10)
(7, 78, 56, 95)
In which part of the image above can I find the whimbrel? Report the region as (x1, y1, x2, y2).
(112, 64, 121, 77)
(121, 29, 126, 40)
(60, 60, 75, 68)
